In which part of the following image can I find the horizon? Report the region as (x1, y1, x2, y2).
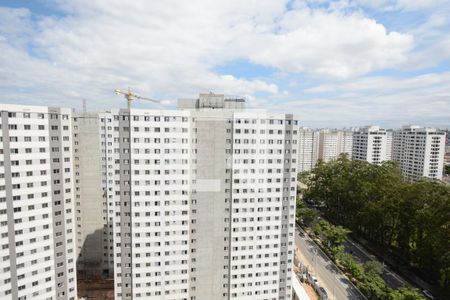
(1, 99, 449, 131)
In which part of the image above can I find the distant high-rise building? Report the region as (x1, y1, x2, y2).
(102, 93, 299, 300)
(352, 126, 391, 164)
(337, 130, 353, 159)
(386, 130, 393, 161)
(0, 105, 77, 300)
(444, 130, 450, 168)
(317, 129, 353, 163)
(72, 113, 112, 276)
(297, 128, 319, 172)
(318, 129, 339, 163)
(297, 129, 352, 172)
(392, 126, 446, 180)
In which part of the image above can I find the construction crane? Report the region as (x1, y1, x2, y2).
(114, 87, 159, 110)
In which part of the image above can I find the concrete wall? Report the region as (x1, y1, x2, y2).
(73, 113, 105, 276)
(189, 111, 232, 299)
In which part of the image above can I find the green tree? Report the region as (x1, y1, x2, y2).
(303, 154, 450, 292)
(324, 224, 350, 250)
(358, 262, 387, 300)
(337, 252, 364, 280)
(439, 252, 450, 292)
(445, 164, 450, 175)
(386, 287, 426, 300)
(296, 200, 318, 226)
(311, 219, 350, 259)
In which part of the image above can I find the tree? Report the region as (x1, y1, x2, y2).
(303, 155, 450, 292)
(312, 220, 328, 239)
(445, 164, 450, 175)
(311, 220, 350, 259)
(296, 200, 318, 226)
(337, 252, 364, 280)
(439, 252, 450, 293)
(386, 287, 426, 300)
(358, 262, 387, 300)
(364, 261, 383, 277)
(324, 224, 350, 250)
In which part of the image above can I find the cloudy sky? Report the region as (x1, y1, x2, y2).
(0, 0, 449, 128)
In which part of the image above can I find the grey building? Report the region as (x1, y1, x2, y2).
(73, 113, 111, 276)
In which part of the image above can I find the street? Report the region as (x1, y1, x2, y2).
(344, 238, 408, 289)
(295, 225, 366, 300)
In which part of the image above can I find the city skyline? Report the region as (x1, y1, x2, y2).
(1, 1, 449, 299)
(0, 95, 447, 300)
(1, 0, 449, 128)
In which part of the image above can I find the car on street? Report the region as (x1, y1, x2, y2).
(319, 287, 328, 299)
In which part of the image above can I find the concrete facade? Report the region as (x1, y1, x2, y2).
(102, 93, 299, 300)
(317, 129, 353, 163)
(392, 126, 446, 180)
(73, 113, 108, 276)
(297, 129, 353, 172)
(444, 130, 450, 167)
(0, 104, 77, 300)
(352, 126, 391, 165)
(297, 128, 319, 172)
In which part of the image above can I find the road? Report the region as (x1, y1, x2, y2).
(295, 225, 365, 300)
(344, 238, 408, 289)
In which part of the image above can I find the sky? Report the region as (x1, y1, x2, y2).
(0, 0, 449, 128)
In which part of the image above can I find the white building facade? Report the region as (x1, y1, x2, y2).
(297, 129, 353, 171)
(352, 126, 391, 165)
(318, 129, 339, 163)
(338, 130, 353, 159)
(392, 126, 446, 180)
(104, 94, 299, 300)
(0, 104, 77, 300)
(317, 129, 353, 163)
(297, 128, 319, 172)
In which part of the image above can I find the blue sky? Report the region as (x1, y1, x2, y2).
(0, 0, 449, 128)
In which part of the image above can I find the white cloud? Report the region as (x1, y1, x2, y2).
(0, 0, 448, 128)
(297, 72, 450, 127)
(0, 0, 416, 111)
(0, 1, 287, 110)
(352, 0, 448, 11)
(249, 9, 413, 78)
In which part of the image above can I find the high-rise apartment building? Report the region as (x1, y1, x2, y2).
(297, 128, 319, 172)
(352, 126, 391, 164)
(317, 129, 353, 163)
(101, 93, 299, 300)
(318, 129, 339, 163)
(392, 126, 446, 180)
(338, 130, 353, 159)
(297, 129, 352, 171)
(444, 130, 450, 168)
(0, 104, 77, 300)
(386, 130, 393, 160)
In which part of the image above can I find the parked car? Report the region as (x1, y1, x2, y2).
(310, 275, 318, 284)
(422, 290, 435, 299)
(319, 287, 328, 299)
